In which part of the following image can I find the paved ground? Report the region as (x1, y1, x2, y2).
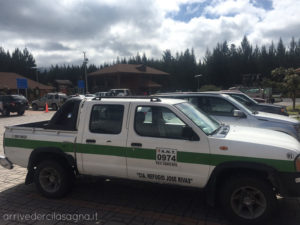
(1, 110, 300, 225)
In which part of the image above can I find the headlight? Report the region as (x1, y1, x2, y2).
(296, 155, 300, 172)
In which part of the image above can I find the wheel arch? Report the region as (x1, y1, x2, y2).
(25, 147, 77, 184)
(205, 161, 279, 206)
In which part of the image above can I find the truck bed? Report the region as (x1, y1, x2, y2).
(15, 120, 50, 128)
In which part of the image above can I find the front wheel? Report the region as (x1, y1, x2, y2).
(220, 176, 277, 225)
(34, 160, 72, 198)
(2, 108, 10, 116)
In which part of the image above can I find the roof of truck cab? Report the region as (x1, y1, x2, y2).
(85, 97, 187, 105)
(153, 92, 227, 96)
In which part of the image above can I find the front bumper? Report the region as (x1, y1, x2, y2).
(0, 156, 13, 169)
(276, 172, 300, 197)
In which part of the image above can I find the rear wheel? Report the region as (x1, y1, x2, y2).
(18, 110, 25, 115)
(32, 104, 38, 111)
(51, 103, 58, 111)
(220, 176, 277, 225)
(34, 160, 72, 198)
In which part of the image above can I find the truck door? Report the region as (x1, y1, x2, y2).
(126, 102, 211, 188)
(79, 102, 129, 178)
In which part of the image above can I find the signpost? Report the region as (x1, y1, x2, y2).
(78, 80, 85, 94)
(16, 78, 28, 98)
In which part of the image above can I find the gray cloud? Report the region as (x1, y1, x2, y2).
(0, 0, 159, 41)
(27, 42, 71, 51)
(1, 0, 300, 67)
(261, 23, 300, 42)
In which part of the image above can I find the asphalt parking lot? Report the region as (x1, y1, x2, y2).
(0, 110, 300, 225)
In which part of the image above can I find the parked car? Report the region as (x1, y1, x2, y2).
(94, 92, 110, 97)
(1, 96, 300, 224)
(68, 94, 85, 99)
(218, 91, 288, 116)
(109, 89, 132, 96)
(0, 95, 28, 116)
(154, 92, 300, 140)
(32, 93, 67, 111)
(85, 94, 96, 98)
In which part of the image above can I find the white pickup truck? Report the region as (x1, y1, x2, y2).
(1, 97, 300, 224)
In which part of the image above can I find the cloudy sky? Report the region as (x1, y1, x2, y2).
(1, 0, 300, 67)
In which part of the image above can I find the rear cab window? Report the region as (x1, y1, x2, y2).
(89, 104, 124, 134)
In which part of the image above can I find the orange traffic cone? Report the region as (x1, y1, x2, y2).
(45, 103, 49, 113)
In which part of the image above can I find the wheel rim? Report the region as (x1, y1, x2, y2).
(39, 167, 61, 193)
(230, 186, 267, 219)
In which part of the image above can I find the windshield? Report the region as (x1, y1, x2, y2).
(175, 102, 220, 135)
(223, 94, 256, 114)
(228, 93, 258, 107)
(11, 95, 27, 100)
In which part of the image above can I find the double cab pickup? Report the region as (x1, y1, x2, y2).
(1, 97, 300, 224)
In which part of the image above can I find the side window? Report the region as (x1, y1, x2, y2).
(208, 97, 237, 116)
(90, 105, 124, 134)
(230, 94, 253, 107)
(188, 97, 211, 113)
(134, 106, 188, 139)
(4, 96, 11, 101)
(55, 94, 59, 99)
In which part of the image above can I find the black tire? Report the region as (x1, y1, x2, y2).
(2, 108, 10, 116)
(220, 176, 277, 225)
(34, 160, 72, 198)
(51, 103, 58, 111)
(32, 104, 38, 111)
(18, 110, 25, 116)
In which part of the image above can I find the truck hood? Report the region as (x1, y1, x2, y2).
(258, 103, 284, 109)
(254, 111, 299, 124)
(209, 125, 300, 163)
(225, 125, 300, 152)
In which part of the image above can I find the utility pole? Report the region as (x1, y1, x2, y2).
(194, 74, 203, 91)
(31, 66, 39, 83)
(83, 52, 88, 94)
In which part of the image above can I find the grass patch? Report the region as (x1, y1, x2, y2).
(287, 105, 300, 113)
(287, 105, 300, 120)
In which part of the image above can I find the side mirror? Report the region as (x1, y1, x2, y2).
(182, 126, 199, 141)
(233, 110, 246, 118)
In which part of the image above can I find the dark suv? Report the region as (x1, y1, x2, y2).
(0, 95, 28, 116)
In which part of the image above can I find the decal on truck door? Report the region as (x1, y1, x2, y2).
(137, 172, 193, 184)
(156, 147, 177, 167)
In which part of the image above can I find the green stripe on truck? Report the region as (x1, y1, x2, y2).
(4, 138, 295, 172)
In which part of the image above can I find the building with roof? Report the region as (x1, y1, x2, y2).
(88, 64, 169, 94)
(0, 72, 54, 99)
(54, 79, 73, 93)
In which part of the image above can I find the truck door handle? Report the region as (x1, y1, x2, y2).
(86, 139, 96, 143)
(131, 143, 142, 147)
